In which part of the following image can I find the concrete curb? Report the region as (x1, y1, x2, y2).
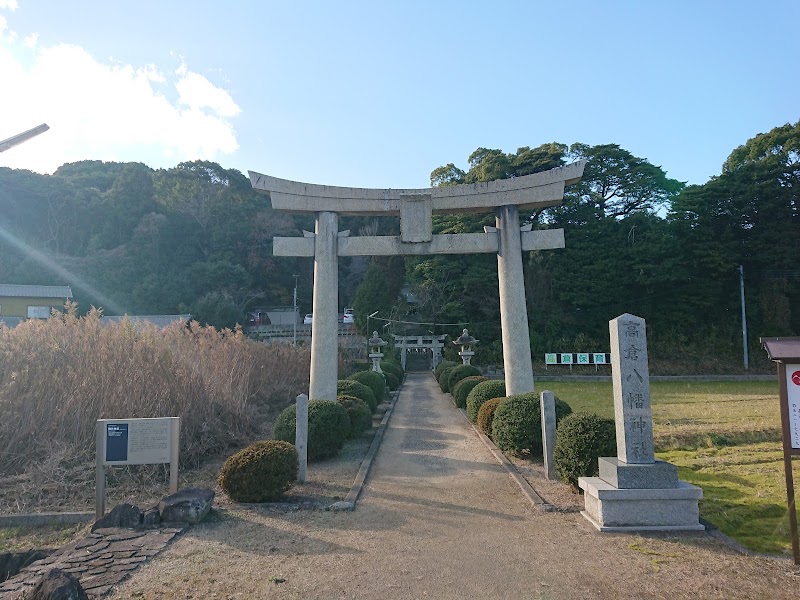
(455, 403, 553, 512)
(0, 512, 94, 528)
(330, 382, 401, 511)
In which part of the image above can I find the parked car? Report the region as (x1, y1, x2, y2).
(303, 313, 313, 325)
(343, 313, 354, 324)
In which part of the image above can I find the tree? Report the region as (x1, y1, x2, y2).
(564, 143, 684, 220)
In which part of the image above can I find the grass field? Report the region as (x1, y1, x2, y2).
(541, 379, 794, 555)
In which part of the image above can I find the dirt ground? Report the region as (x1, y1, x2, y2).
(108, 373, 800, 599)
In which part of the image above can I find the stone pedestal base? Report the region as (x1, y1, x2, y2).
(598, 457, 678, 489)
(578, 477, 704, 532)
(369, 353, 384, 373)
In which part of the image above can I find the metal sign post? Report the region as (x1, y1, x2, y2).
(762, 337, 800, 565)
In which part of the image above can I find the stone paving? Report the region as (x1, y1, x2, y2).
(0, 526, 184, 598)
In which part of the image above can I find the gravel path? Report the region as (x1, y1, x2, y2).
(110, 373, 800, 599)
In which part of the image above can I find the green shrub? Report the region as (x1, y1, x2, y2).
(491, 393, 572, 457)
(348, 370, 386, 404)
(438, 364, 458, 392)
(273, 400, 350, 461)
(380, 360, 404, 382)
(553, 412, 617, 488)
(434, 360, 459, 381)
(384, 371, 399, 391)
(447, 364, 481, 394)
(337, 394, 372, 437)
(349, 360, 371, 373)
(218, 440, 297, 502)
(466, 380, 506, 422)
(476, 397, 505, 437)
(452, 376, 489, 409)
(337, 379, 377, 413)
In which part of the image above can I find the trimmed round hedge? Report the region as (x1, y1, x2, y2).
(447, 364, 481, 394)
(466, 380, 506, 422)
(337, 379, 377, 413)
(273, 399, 350, 461)
(437, 364, 459, 392)
(434, 360, 459, 382)
(218, 440, 297, 502)
(491, 393, 572, 456)
(384, 371, 400, 391)
(380, 360, 404, 382)
(348, 370, 385, 404)
(452, 376, 488, 409)
(476, 396, 504, 436)
(337, 394, 372, 437)
(553, 412, 617, 488)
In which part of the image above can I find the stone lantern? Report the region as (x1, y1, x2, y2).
(369, 331, 387, 373)
(453, 328, 478, 365)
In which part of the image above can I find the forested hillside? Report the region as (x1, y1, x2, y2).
(0, 161, 312, 327)
(355, 122, 800, 371)
(1, 121, 797, 371)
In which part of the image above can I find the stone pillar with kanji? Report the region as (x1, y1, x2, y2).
(578, 313, 703, 531)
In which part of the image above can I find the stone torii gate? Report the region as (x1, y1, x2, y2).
(249, 161, 585, 401)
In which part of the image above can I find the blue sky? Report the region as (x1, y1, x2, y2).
(1, 1, 797, 189)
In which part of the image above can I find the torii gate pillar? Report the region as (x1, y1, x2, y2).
(309, 212, 339, 400)
(497, 205, 533, 395)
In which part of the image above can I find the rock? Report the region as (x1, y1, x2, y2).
(142, 507, 162, 527)
(91, 503, 142, 532)
(24, 568, 88, 600)
(0, 549, 51, 583)
(158, 488, 214, 524)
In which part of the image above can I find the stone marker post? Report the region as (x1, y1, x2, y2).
(578, 314, 703, 531)
(540, 390, 557, 480)
(296, 394, 308, 483)
(610, 313, 655, 464)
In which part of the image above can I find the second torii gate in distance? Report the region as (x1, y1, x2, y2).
(249, 161, 585, 401)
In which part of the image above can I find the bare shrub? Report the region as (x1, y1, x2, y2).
(0, 309, 311, 484)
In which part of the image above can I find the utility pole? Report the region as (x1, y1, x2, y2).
(739, 265, 749, 370)
(292, 275, 299, 346)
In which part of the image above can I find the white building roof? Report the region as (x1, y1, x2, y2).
(0, 284, 73, 298)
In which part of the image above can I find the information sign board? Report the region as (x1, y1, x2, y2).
(577, 353, 590, 364)
(545, 353, 557, 365)
(101, 418, 174, 465)
(95, 417, 180, 519)
(787, 364, 800, 449)
(560, 353, 573, 364)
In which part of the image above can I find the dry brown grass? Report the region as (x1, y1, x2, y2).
(0, 307, 314, 512)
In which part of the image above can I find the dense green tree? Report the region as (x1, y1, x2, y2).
(553, 143, 685, 221)
(352, 257, 405, 333)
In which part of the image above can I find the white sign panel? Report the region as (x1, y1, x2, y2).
(560, 353, 573, 364)
(788, 364, 800, 449)
(545, 353, 557, 364)
(99, 417, 178, 465)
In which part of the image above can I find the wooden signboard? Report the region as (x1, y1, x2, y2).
(762, 338, 800, 565)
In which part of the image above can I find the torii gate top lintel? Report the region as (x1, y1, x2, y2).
(249, 160, 585, 216)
